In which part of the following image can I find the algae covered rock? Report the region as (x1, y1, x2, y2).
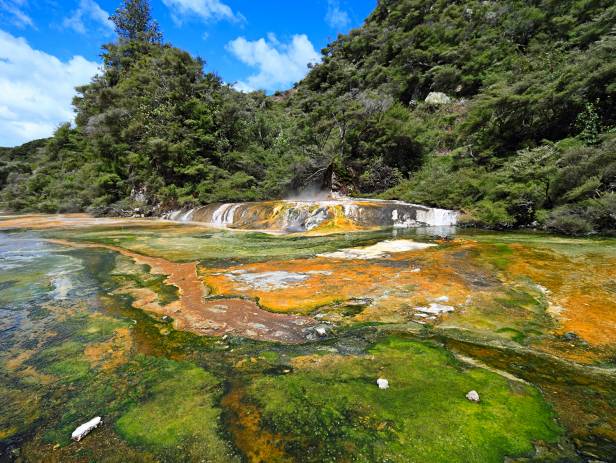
(115, 360, 239, 462)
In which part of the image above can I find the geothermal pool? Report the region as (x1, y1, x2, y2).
(0, 212, 615, 462)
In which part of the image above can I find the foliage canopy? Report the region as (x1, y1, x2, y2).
(1, 0, 615, 234)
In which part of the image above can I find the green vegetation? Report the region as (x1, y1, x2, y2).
(0, 0, 299, 214)
(246, 337, 562, 462)
(0, 0, 615, 234)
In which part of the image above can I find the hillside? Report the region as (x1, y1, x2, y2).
(1, 0, 615, 234)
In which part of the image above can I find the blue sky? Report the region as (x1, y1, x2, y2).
(0, 0, 376, 146)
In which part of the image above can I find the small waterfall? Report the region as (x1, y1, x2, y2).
(304, 208, 329, 230)
(392, 208, 415, 228)
(164, 208, 195, 222)
(343, 204, 360, 221)
(211, 203, 241, 226)
(415, 207, 458, 226)
(281, 203, 329, 231)
(164, 209, 184, 221)
(162, 199, 458, 231)
(180, 208, 195, 222)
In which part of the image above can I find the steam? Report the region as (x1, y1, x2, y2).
(285, 184, 334, 201)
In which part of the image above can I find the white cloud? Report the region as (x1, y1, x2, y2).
(226, 34, 320, 92)
(161, 0, 240, 24)
(325, 0, 350, 29)
(0, 30, 100, 147)
(0, 0, 34, 28)
(63, 0, 114, 35)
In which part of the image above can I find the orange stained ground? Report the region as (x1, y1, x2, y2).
(204, 238, 616, 351)
(0, 214, 161, 230)
(304, 205, 370, 234)
(505, 244, 616, 346)
(203, 244, 477, 316)
(84, 325, 132, 371)
(16, 213, 612, 351)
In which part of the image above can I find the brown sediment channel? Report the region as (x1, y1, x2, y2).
(46, 239, 314, 343)
(222, 387, 291, 462)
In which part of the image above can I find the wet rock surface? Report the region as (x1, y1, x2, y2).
(1, 216, 616, 462)
(46, 239, 315, 344)
(163, 199, 458, 232)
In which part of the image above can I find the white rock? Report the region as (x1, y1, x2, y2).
(71, 416, 102, 441)
(318, 239, 436, 260)
(466, 390, 480, 402)
(425, 92, 451, 105)
(227, 270, 310, 291)
(315, 326, 328, 337)
(414, 303, 455, 314)
(377, 378, 389, 389)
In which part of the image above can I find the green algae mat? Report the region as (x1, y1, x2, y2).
(245, 338, 561, 462)
(1, 221, 615, 462)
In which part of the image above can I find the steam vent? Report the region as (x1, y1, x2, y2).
(164, 199, 458, 232)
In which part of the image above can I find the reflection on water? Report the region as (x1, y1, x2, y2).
(0, 220, 615, 462)
(410, 225, 457, 237)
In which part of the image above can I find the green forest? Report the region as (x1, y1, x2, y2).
(1, 0, 615, 235)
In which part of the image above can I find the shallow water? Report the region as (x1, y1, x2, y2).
(0, 217, 615, 462)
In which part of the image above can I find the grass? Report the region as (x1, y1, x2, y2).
(247, 337, 562, 463)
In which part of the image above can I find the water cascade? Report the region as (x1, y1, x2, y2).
(163, 199, 458, 232)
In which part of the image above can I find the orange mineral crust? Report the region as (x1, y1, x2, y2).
(505, 244, 616, 346)
(202, 242, 480, 318)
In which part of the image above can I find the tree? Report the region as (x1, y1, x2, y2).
(110, 0, 162, 43)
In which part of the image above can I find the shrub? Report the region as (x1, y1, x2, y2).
(467, 200, 515, 229)
(546, 207, 593, 235)
(582, 192, 616, 233)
